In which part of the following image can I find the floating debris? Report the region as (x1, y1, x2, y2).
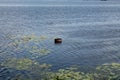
(54, 38, 62, 44)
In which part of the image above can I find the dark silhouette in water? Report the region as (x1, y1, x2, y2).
(54, 38, 62, 44)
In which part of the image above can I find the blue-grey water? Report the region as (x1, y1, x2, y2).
(0, 2, 120, 78)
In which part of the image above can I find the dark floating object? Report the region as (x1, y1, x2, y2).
(54, 38, 62, 44)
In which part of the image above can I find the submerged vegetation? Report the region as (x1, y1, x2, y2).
(0, 34, 120, 80)
(1, 58, 120, 80)
(1, 58, 51, 71)
(1, 34, 51, 59)
(41, 63, 120, 80)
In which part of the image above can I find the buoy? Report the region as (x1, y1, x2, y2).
(54, 38, 62, 44)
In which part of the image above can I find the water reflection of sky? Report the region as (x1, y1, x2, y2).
(0, 2, 120, 72)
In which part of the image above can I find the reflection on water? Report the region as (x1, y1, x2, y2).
(0, 4, 120, 79)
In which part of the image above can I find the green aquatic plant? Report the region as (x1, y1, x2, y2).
(1, 58, 35, 70)
(1, 58, 52, 71)
(1, 62, 120, 80)
(18, 35, 50, 54)
(40, 36, 47, 40)
(95, 63, 120, 80)
(20, 34, 47, 43)
(2, 58, 52, 80)
(42, 69, 94, 80)
(29, 46, 51, 56)
(2, 34, 120, 80)
(39, 48, 51, 54)
(2, 34, 51, 59)
(41, 63, 120, 80)
(7, 34, 47, 45)
(9, 34, 46, 46)
(11, 73, 33, 80)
